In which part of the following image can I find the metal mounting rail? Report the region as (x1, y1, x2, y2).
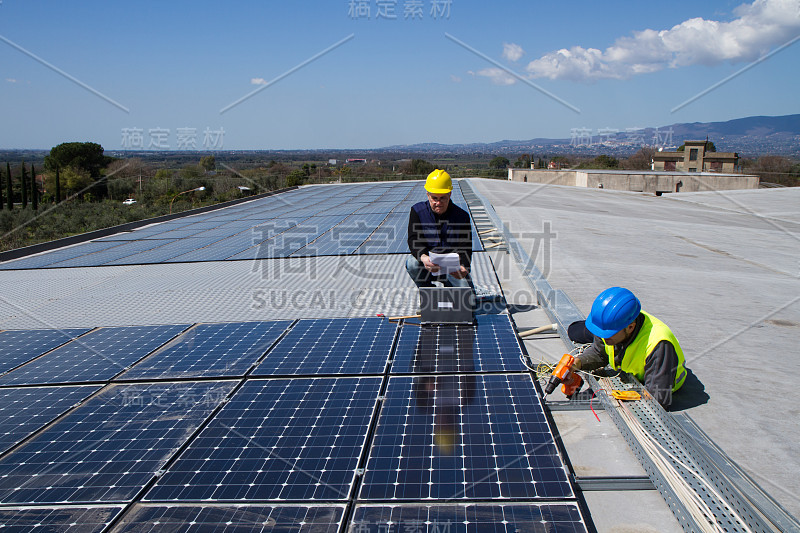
(460, 182, 508, 252)
(459, 179, 797, 533)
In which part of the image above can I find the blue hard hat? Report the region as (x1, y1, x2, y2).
(585, 287, 641, 338)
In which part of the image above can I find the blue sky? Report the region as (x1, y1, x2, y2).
(1, 0, 798, 150)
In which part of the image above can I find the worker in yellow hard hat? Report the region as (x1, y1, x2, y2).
(406, 169, 474, 290)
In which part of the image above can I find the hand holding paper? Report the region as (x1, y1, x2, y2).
(428, 252, 461, 275)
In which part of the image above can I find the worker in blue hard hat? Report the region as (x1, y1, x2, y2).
(571, 287, 687, 409)
(406, 169, 473, 289)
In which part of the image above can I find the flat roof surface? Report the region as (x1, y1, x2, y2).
(472, 178, 800, 519)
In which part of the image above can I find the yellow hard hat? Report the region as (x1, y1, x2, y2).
(425, 169, 452, 194)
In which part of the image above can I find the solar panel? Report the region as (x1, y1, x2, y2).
(0, 241, 120, 270)
(359, 373, 572, 500)
(103, 237, 225, 265)
(392, 315, 526, 374)
(46, 240, 173, 268)
(0, 324, 189, 386)
(144, 377, 381, 502)
(0, 385, 101, 455)
(0, 381, 235, 504)
(0, 505, 125, 532)
(291, 214, 388, 256)
(352, 503, 587, 532)
(0, 328, 91, 375)
(121, 320, 291, 379)
(115, 504, 345, 532)
(252, 318, 396, 376)
(231, 215, 350, 260)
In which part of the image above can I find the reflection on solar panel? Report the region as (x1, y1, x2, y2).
(360, 374, 572, 500)
(0, 506, 124, 532)
(47, 240, 174, 268)
(0, 381, 235, 504)
(144, 377, 380, 502)
(0, 324, 189, 386)
(121, 320, 291, 379)
(353, 503, 587, 532)
(252, 318, 395, 375)
(392, 315, 526, 373)
(115, 504, 345, 532)
(0, 385, 101, 455)
(0, 328, 91, 375)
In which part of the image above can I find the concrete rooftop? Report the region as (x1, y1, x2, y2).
(472, 179, 800, 520)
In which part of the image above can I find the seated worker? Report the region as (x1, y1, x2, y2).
(406, 169, 473, 289)
(573, 287, 687, 409)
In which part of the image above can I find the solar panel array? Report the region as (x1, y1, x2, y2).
(0, 315, 586, 531)
(0, 181, 483, 270)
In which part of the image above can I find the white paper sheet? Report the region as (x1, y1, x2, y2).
(428, 252, 461, 275)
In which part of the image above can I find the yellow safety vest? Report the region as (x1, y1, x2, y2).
(603, 311, 687, 392)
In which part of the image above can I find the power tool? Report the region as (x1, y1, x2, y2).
(543, 354, 583, 398)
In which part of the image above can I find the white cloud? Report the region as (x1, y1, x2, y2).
(475, 67, 516, 86)
(251, 78, 268, 85)
(502, 42, 524, 62)
(6, 78, 18, 83)
(525, 0, 800, 81)
(450, 74, 462, 83)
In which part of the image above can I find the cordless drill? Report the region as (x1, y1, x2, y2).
(543, 354, 583, 398)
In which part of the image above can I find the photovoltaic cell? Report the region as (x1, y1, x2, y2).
(359, 374, 572, 500)
(0, 381, 235, 504)
(0, 506, 125, 532)
(352, 503, 587, 533)
(121, 320, 291, 379)
(46, 240, 173, 268)
(252, 318, 396, 376)
(0, 241, 121, 270)
(0, 324, 189, 386)
(144, 377, 381, 502)
(392, 315, 526, 374)
(0, 385, 101, 455)
(0, 328, 91, 375)
(114, 504, 345, 532)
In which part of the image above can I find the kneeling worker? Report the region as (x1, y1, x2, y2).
(574, 287, 687, 409)
(406, 169, 473, 289)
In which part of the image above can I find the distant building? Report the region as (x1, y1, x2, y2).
(652, 140, 738, 173)
(508, 168, 759, 194)
(346, 158, 367, 164)
(328, 159, 337, 166)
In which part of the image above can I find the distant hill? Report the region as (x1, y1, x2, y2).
(384, 114, 800, 157)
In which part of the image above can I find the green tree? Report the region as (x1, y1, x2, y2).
(5, 162, 11, 210)
(407, 159, 434, 176)
(594, 154, 619, 168)
(154, 169, 173, 180)
(199, 155, 216, 172)
(624, 147, 655, 170)
(489, 156, 510, 169)
(286, 169, 306, 187)
(61, 167, 93, 198)
(514, 154, 532, 168)
(44, 142, 110, 178)
(55, 167, 62, 204)
(31, 164, 38, 210)
(21, 162, 27, 208)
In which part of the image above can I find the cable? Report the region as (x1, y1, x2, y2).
(598, 379, 755, 533)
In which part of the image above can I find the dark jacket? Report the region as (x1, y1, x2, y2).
(578, 313, 680, 408)
(407, 200, 472, 269)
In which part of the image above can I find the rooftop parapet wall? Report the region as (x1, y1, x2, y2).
(508, 169, 759, 193)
